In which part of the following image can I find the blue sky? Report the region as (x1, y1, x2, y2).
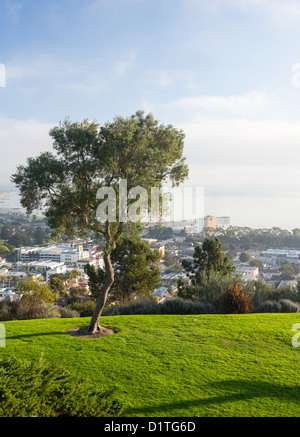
(1, 0, 300, 227)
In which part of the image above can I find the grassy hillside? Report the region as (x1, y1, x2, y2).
(1, 313, 300, 417)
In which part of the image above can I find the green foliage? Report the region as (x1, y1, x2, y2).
(0, 245, 10, 255)
(147, 226, 174, 240)
(245, 280, 300, 308)
(11, 112, 188, 238)
(165, 264, 182, 273)
(18, 280, 56, 304)
(7, 232, 31, 248)
(49, 277, 65, 292)
(67, 300, 96, 317)
(33, 227, 45, 244)
(239, 252, 251, 263)
(182, 238, 236, 286)
(163, 254, 176, 267)
(256, 299, 300, 313)
(249, 259, 263, 268)
(157, 298, 216, 315)
(104, 296, 217, 316)
(0, 355, 123, 417)
(0, 300, 61, 321)
(58, 307, 81, 318)
(104, 297, 158, 316)
(85, 233, 162, 302)
(178, 270, 242, 310)
(217, 225, 300, 249)
(12, 112, 189, 331)
(0, 225, 11, 240)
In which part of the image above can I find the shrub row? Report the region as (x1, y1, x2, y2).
(1, 290, 299, 321)
(0, 300, 80, 321)
(105, 297, 218, 316)
(255, 299, 300, 313)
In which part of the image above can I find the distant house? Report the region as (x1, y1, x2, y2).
(0, 288, 20, 301)
(153, 287, 171, 302)
(235, 265, 259, 282)
(277, 280, 298, 290)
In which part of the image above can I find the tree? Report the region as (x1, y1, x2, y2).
(17, 280, 56, 305)
(249, 259, 263, 269)
(239, 252, 251, 263)
(49, 277, 65, 293)
(12, 111, 188, 333)
(226, 249, 237, 261)
(33, 227, 45, 245)
(182, 237, 236, 286)
(0, 245, 10, 255)
(0, 225, 11, 240)
(68, 269, 82, 279)
(86, 233, 162, 302)
(7, 232, 31, 248)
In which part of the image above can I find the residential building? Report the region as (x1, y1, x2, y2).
(15, 243, 89, 264)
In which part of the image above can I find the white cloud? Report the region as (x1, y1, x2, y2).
(166, 91, 270, 116)
(180, 117, 300, 189)
(0, 118, 53, 184)
(186, 0, 300, 24)
(144, 69, 198, 90)
(112, 50, 137, 78)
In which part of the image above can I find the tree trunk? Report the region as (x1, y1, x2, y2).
(88, 252, 114, 334)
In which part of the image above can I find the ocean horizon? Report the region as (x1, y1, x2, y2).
(0, 189, 299, 231)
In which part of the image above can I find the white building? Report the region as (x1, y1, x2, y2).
(261, 249, 300, 266)
(0, 288, 20, 301)
(235, 265, 259, 282)
(16, 244, 89, 264)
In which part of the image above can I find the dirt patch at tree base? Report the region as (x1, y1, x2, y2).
(65, 326, 115, 339)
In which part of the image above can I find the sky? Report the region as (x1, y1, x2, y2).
(1, 0, 300, 228)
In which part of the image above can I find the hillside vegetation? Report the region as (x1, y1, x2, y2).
(1, 314, 300, 417)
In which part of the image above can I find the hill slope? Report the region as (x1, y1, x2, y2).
(1, 313, 300, 417)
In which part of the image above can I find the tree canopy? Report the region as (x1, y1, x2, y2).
(12, 111, 189, 333)
(85, 233, 162, 302)
(182, 237, 236, 286)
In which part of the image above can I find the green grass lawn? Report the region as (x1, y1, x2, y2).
(1, 313, 300, 417)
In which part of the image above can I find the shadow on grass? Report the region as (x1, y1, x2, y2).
(6, 331, 70, 340)
(127, 379, 300, 416)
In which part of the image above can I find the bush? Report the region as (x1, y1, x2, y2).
(67, 300, 96, 317)
(256, 299, 300, 313)
(58, 307, 80, 318)
(0, 300, 61, 321)
(255, 300, 282, 313)
(0, 355, 123, 417)
(0, 301, 19, 321)
(279, 299, 300, 313)
(245, 281, 300, 306)
(220, 284, 252, 314)
(157, 298, 216, 315)
(183, 271, 242, 310)
(104, 298, 158, 316)
(18, 302, 61, 320)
